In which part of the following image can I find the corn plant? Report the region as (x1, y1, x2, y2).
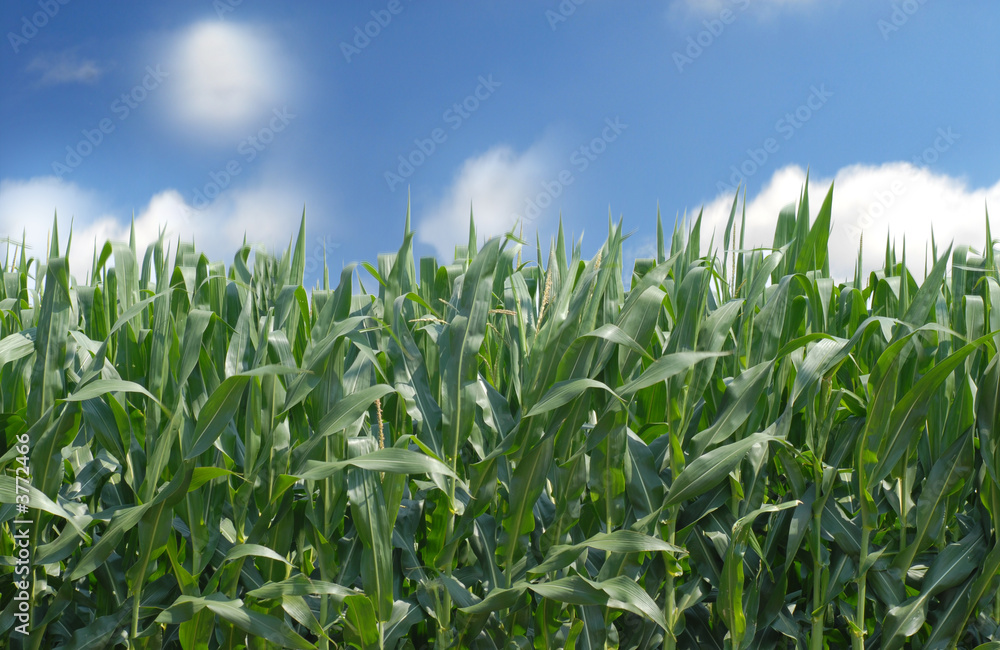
(2, 185, 1000, 649)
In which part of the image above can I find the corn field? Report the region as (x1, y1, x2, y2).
(3, 183, 1000, 649)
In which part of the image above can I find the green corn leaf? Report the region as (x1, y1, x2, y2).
(27, 258, 71, 422)
(868, 331, 996, 490)
(185, 375, 251, 459)
(666, 431, 776, 507)
(525, 377, 623, 417)
(313, 384, 395, 437)
(501, 435, 554, 575)
(246, 575, 359, 600)
(156, 594, 315, 650)
(224, 543, 293, 566)
(0, 328, 35, 369)
(720, 500, 800, 649)
(342, 594, 380, 649)
(883, 531, 987, 649)
(531, 530, 685, 575)
(295, 448, 458, 481)
(619, 350, 727, 398)
(63, 378, 160, 405)
(893, 429, 974, 574)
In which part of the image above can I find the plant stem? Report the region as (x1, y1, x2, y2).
(132, 582, 142, 642)
(810, 503, 824, 650)
(317, 536, 330, 650)
(437, 433, 459, 646)
(994, 583, 1000, 631)
(435, 582, 453, 648)
(318, 598, 329, 650)
(662, 515, 677, 650)
(853, 526, 871, 650)
(898, 474, 907, 557)
(663, 426, 684, 650)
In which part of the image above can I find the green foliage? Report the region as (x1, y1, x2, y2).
(2, 186, 1000, 649)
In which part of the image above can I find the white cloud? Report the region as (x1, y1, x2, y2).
(27, 52, 103, 85)
(163, 21, 291, 143)
(182, 181, 312, 257)
(417, 144, 556, 260)
(694, 163, 1000, 280)
(0, 177, 108, 270)
(0, 176, 311, 284)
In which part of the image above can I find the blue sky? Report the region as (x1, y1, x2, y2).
(2, 0, 998, 283)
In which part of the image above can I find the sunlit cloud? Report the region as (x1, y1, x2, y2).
(417, 143, 556, 260)
(0, 175, 313, 282)
(163, 21, 292, 144)
(694, 163, 1000, 280)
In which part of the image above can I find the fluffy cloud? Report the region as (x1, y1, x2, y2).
(417, 144, 556, 260)
(27, 52, 103, 85)
(0, 176, 311, 284)
(0, 177, 108, 272)
(163, 21, 291, 144)
(693, 163, 1000, 280)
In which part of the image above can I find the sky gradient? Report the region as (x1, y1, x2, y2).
(2, 1, 998, 283)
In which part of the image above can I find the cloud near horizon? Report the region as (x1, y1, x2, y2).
(417, 143, 557, 260)
(3, 162, 997, 287)
(419, 143, 1000, 277)
(693, 163, 1000, 280)
(0, 176, 312, 282)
